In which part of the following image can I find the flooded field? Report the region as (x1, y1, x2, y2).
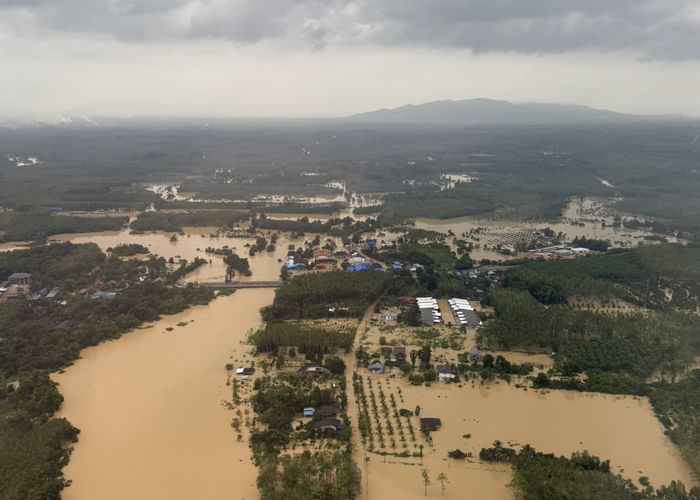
(53, 288, 275, 500)
(358, 376, 695, 499)
(49, 227, 291, 283)
(413, 197, 680, 261)
(28, 215, 694, 500)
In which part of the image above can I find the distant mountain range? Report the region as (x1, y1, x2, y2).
(348, 98, 683, 125)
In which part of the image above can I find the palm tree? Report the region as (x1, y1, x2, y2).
(436, 472, 449, 496)
(421, 468, 431, 496)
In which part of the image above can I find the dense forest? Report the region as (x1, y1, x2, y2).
(250, 322, 355, 355)
(2, 120, 700, 234)
(0, 372, 79, 500)
(501, 244, 700, 309)
(486, 445, 700, 500)
(131, 210, 248, 232)
(108, 243, 150, 256)
(261, 271, 391, 320)
(649, 371, 700, 477)
(0, 212, 127, 243)
(256, 450, 361, 500)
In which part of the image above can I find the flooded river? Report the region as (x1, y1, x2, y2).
(53, 288, 274, 500)
(38, 220, 694, 500)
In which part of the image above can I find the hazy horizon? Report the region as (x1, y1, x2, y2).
(2, 1, 700, 120)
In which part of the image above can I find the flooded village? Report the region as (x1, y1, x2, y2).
(1, 188, 696, 499)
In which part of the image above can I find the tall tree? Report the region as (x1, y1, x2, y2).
(421, 468, 431, 496)
(436, 472, 449, 496)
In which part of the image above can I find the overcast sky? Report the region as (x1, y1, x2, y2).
(2, 0, 700, 120)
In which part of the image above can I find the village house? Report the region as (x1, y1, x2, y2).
(420, 417, 442, 433)
(236, 367, 255, 379)
(312, 249, 335, 263)
(384, 311, 398, 322)
(8, 272, 31, 286)
(436, 365, 457, 382)
(391, 346, 406, 363)
(316, 404, 341, 418)
(311, 418, 345, 433)
(368, 362, 385, 374)
(298, 363, 325, 376)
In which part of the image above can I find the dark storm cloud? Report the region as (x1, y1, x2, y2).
(2, 0, 699, 59)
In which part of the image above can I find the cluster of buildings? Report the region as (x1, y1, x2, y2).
(0, 272, 121, 304)
(286, 248, 340, 270)
(0, 272, 33, 302)
(417, 297, 442, 325)
(527, 245, 593, 260)
(0, 273, 61, 303)
(286, 248, 384, 273)
(448, 298, 482, 327)
(302, 405, 345, 433)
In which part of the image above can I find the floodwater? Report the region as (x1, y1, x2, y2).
(53, 288, 275, 500)
(49, 227, 291, 283)
(413, 197, 680, 261)
(360, 377, 695, 499)
(0, 241, 32, 253)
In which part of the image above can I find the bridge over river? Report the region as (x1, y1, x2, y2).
(195, 281, 283, 289)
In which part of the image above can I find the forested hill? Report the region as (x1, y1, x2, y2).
(348, 98, 666, 125)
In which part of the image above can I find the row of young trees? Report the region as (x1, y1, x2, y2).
(250, 322, 355, 355)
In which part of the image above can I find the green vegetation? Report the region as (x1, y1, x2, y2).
(108, 243, 150, 256)
(379, 243, 457, 270)
(0, 372, 79, 500)
(0, 247, 214, 376)
(250, 322, 355, 355)
(0, 242, 105, 290)
(249, 365, 357, 499)
(2, 121, 700, 236)
(503, 244, 700, 308)
(480, 289, 700, 385)
(131, 210, 248, 232)
(252, 216, 387, 244)
(458, 353, 533, 382)
(257, 450, 360, 500)
(478, 243, 700, 477)
(510, 446, 699, 499)
(261, 271, 391, 320)
(478, 443, 700, 499)
(571, 236, 610, 252)
(649, 371, 700, 477)
(0, 212, 127, 242)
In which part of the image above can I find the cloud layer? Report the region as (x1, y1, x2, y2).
(2, 0, 700, 58)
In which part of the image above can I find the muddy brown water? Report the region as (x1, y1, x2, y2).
(358, 377, 695, 499)
(49, 227, 293, 283)
(53, 288, 274, 500)
(45, 223, 695, 499)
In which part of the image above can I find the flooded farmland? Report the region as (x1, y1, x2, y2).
(35, 219, 696, 500)
(356, 376, 695, 499)
(413, 197, 681, 261)
(48, 226, 292, 283)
